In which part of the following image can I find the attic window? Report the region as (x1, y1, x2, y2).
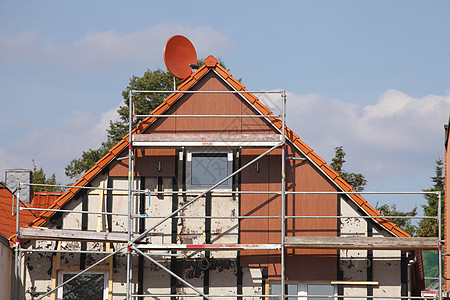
(186, 151, 233, 190)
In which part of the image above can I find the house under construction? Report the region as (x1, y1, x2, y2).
(12, 54, 442, 299)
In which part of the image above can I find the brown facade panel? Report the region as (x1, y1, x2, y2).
(142, 103, 177, 134)
(134, 155, 175, 177)
(240, 150, 284, 279)
(240, 100, 275, 135)
(141, 71, 279, 136)
(109, 149, 176, 177)
(268, 154, 282, 245)
(286, 253, 337, 281)
(240, 153, 270, 266)
(240, 142, 338, 280)
(242, 148, 282, 156)
(174, 73, 242, 134)
(285, 142, 338, 236)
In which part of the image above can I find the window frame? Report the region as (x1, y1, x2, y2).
(57, 270, 109, 300)
(185, 150, 233, 191)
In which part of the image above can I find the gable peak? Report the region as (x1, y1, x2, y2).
(204, 55, 218, 67)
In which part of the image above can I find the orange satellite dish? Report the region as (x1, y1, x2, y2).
(164, 35, 197, 81)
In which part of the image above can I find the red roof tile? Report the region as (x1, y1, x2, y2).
(227, 76, 245, 91)
(284, 128, 298, 143)
(321, 165, 339, 181)
(308, 151, 326, 168)
(214, 67, 230, 80)
(30, 191, 63, 216)
(29, 56, 409, 237)
(0, 183, 35, 242)
(335, 177, 353, 192)
(296, 140, 313, 156)
(351, 193, 368, 206)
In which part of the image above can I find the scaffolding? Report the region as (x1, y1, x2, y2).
(12, 88, 443, 299)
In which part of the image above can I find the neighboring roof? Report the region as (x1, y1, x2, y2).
(0, 183, 35, 241)
(30, 191, 63, 217)
(29, 55, 409, 237)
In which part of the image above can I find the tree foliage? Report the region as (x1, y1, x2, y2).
(376, 203, 418, 236)
(65, 59, 227, 179)
(32, 160, 62, 192)
(417, 158, 445, 239)
(330, 146, 367, 192)
(376, 158, 445, 238)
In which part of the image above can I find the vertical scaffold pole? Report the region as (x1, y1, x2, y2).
(281, 91, 287, 299)
(438, 191, 442, 299)
(14, 182, 20, 300)
(126, 90, 133, 300)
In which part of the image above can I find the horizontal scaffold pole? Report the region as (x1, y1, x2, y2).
(131, 90, 283, 94)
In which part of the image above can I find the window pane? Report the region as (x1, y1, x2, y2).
(62, 273, 104, 300)
(270, 284, 282, 299)
(307, 284, 334, 300)
(287, 284, 298, 300)
(191, 153, 228, 186)
(270, 284, 298, 300)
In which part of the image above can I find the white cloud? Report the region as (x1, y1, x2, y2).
(0, 105, 120, 184)
(0, 25, 233, 70)
(277, 90, 450, 180)
(0, 30, 38, 61)
(91, 105, 121, 140)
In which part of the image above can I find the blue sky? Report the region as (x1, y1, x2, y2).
(1, 1, 449, 211)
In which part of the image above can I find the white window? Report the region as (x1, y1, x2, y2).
(270, 283, 336, 300)
(186, 151, 233, 190)
(57, 271, 108, 300)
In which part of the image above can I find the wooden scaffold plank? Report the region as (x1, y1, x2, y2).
(20, 227, 136, 243)
(132, 133, 282, 147)
(284, 236, 439, 250)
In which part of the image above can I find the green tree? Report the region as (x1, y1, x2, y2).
(330, 146, 367, 192)
(376, 203, 417, 236)
(32, 160, 62, 192)
(417, 158, 445, 239)
(65, 59, 228, 179)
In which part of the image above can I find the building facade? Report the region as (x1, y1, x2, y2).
(16, 56, 432, 299)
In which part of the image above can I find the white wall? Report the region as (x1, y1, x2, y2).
(0, 238, 12, 300)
